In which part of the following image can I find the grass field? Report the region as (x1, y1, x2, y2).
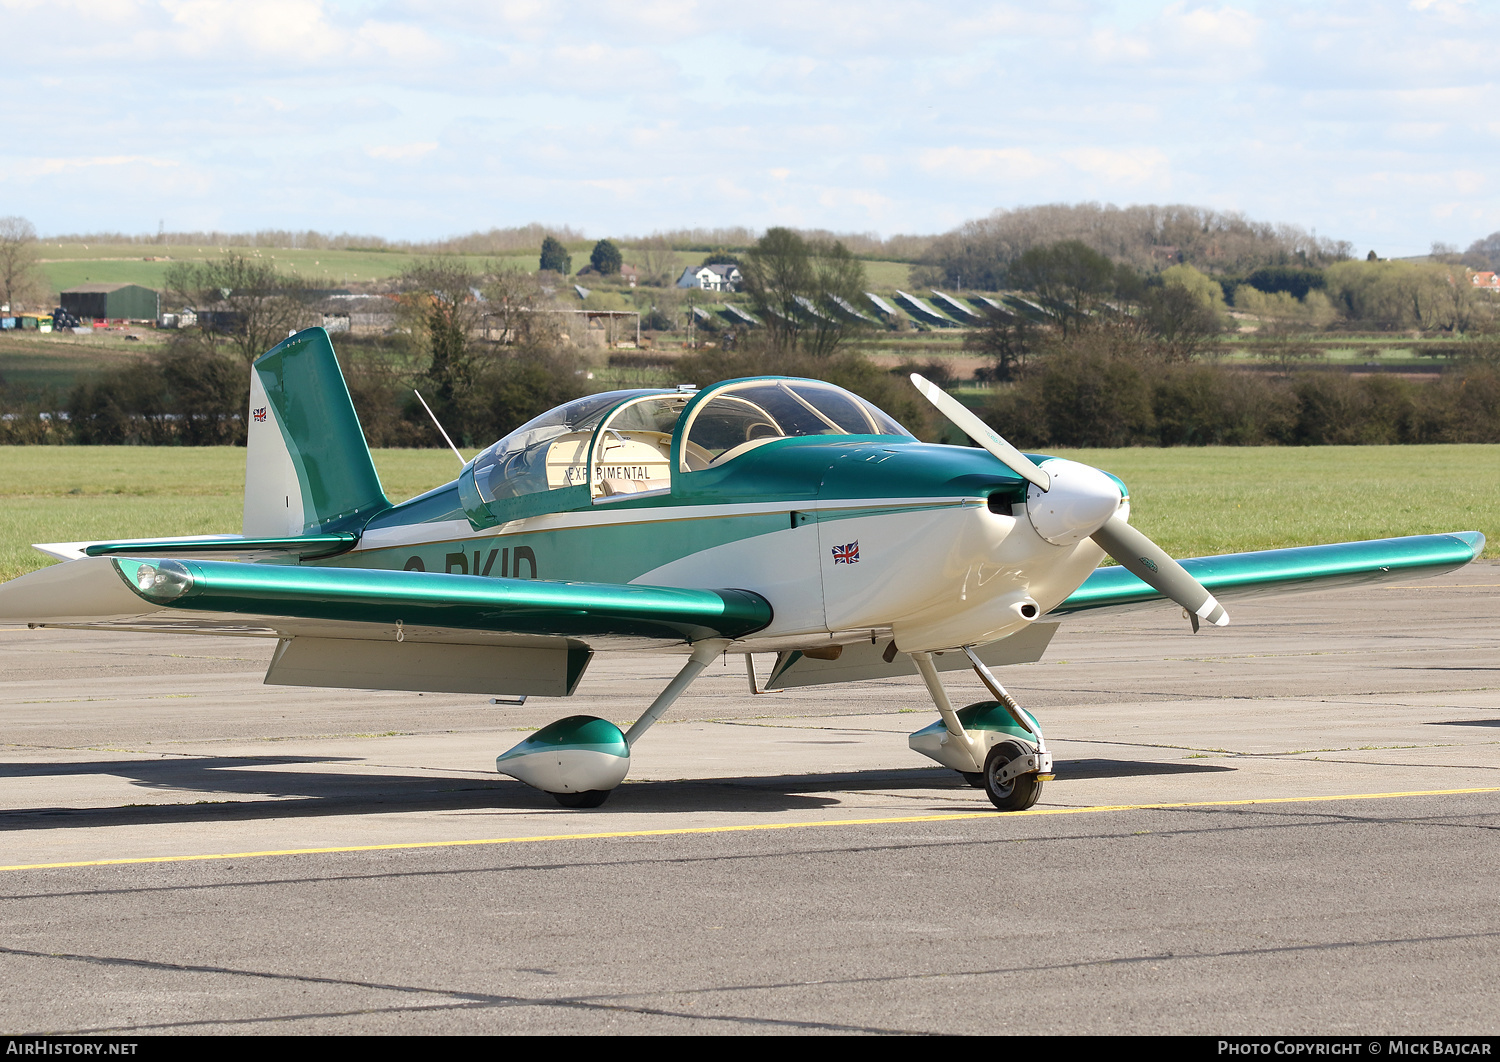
(32, 243, 914, 297)
(1, 444, 1493, 583)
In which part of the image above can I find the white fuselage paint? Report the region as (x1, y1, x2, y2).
(243, 370, 307, 538)
(344, 494, 1119, 654)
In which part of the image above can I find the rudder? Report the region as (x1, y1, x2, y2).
(245, 328, 389, 537)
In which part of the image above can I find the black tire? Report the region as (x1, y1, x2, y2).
(983, 740, 1043, 811)
(553, 789, 610, 809)
(959, 772, 985, 789)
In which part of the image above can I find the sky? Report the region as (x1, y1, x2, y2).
(2, 0, 1497, 255)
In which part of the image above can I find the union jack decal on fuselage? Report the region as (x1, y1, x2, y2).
(831, 541, 859, 564)
(253, 407, 267, 423)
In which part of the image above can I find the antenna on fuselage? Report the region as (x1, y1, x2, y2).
(414, 390, 466, 467)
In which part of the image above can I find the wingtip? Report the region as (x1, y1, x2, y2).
(1454, 531, 1486, 559)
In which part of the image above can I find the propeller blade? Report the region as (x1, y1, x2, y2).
(909, 373, 1050, 493)
(1091, 514, 1229, 627)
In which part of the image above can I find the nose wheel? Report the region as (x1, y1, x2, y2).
(983, 740, 1044, 811)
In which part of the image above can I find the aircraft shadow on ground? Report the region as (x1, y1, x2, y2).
(0, 755, 1235, 829)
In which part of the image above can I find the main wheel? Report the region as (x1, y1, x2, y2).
(553, 789, 610, 809)
(959, 772, 985, 789)
(983, 740, 1043, 811)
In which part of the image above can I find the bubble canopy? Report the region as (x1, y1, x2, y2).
(461, 378, 912, 522)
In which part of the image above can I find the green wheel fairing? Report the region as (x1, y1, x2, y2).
(1052, 532, 1486, 617)
(908, 701, 1042, 747)
(110, 558, 773, 642)
(495, 715, 630, 765)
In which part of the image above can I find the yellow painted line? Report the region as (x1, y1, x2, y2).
(1380, 584, 1500, 589)
(3, 786, 1498, 873)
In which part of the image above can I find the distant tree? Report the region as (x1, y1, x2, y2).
(1244, 266, 1325, 300)
(740, 228, 869, 356)
(1367, 250, 1379, 261)
(1322, 260, 1476, 332)
(589, 239, 623, 276)
(396, 258, 487, 422)
(540, 236, 571, 275)
(1139, 285, 1224, 361)
(164, 254, 315, 364)
(635, 237, 678, 286)
(1008, 240, 1120, 334)
(0, 216, 43, 311)
(915, 203, 1353, 290)
(1463, 231, 1500, 272)
(963, 308, 1037, 381)
(700, 251, 741, 267)
(480, 267, 563, 356)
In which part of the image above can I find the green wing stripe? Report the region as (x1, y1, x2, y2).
(112, 558, 772, 642)
(86, 534, 357, 560)
(1053, 532, 1485, 616)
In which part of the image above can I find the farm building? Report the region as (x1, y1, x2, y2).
(59, 283, 160, 321)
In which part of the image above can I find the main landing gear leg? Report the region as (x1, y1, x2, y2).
(906, 649, 1052, 812)
(624, 638, 731, 748)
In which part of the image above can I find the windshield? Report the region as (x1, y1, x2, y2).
(681, 379, 911, 469)
(470, 390, 665, 504)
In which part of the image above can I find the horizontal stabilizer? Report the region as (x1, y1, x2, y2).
(74, 534, 357, 561)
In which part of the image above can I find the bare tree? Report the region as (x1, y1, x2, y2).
(396, 258, 489, 412)
(480, 267, 564, 354)
(164, 254, 315, 364)
(740, 228, 869, 356)
(0, 216, 43, 311)
(635, 237, 678, 286)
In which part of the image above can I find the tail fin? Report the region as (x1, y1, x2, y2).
(244, 328, 390, 537)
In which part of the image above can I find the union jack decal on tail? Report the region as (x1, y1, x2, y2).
(831, 541, 859, 564)
(252, 407, 267, 423)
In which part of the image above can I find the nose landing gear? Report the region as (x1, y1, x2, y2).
(906, 646, 1052, 811)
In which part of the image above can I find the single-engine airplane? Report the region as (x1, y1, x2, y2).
(0, 328, 1484, 809)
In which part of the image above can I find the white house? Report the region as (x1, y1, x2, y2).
(676, 264, 742, 292)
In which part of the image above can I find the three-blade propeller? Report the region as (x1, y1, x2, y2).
(909, 373, 1228, 628)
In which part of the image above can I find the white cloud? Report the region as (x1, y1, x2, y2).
(365, 142, 438, 162)
(918, 148, 1052, 181)
(0, 0, 1496, 253)
(15, 155, 180, 178)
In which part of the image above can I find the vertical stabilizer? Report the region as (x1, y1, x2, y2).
(244, 328, 389, 537)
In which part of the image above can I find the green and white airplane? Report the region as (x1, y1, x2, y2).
(0, 329, 1485, 809)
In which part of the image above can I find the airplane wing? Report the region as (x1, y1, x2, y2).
(0, 556, 772, 697)
(1050, 532, 1486, 620)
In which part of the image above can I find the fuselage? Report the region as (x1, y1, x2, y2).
(329, 431, 1118, 655)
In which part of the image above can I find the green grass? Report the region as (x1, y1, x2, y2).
(2, 444, 1494, 584)
(0, 332, 162, 392)
(1050, 445, 1498, 561)
(34, 244, 531, 293)
(0, 447, 460, 582)
(33, 242, 917, 296)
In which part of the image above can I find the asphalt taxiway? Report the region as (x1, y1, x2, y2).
(1, 565, 1497, 1034)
